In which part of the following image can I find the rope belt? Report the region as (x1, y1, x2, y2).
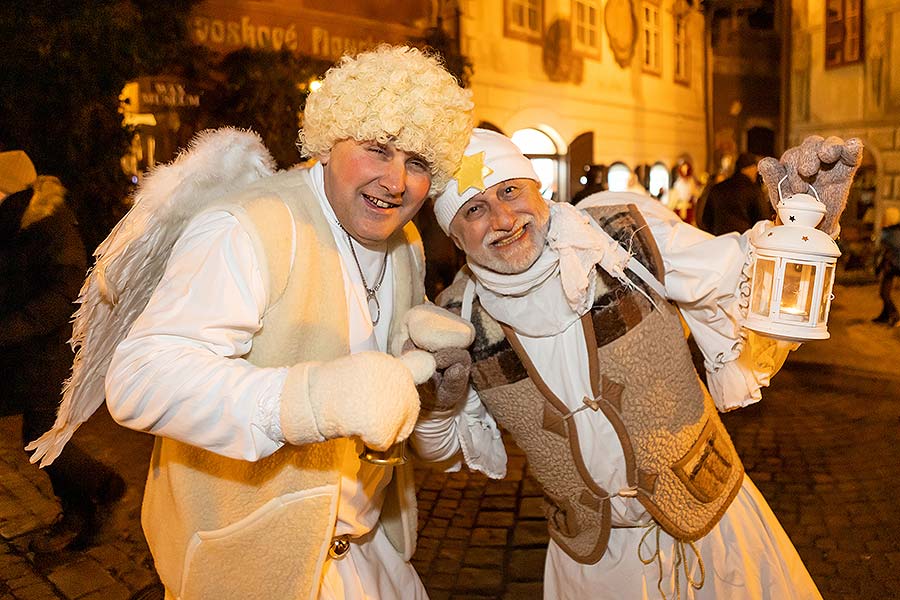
(638, 523, 705, 600)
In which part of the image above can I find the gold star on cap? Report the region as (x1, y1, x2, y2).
(453, 151, 494, 194)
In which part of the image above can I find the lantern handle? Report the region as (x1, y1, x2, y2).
(777, 174, 822, 204)
(808, 184, 822, 203)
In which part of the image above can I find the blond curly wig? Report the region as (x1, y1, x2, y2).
(299, 45, 474, 192)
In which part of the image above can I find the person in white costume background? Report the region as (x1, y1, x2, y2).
(414, 129, 861, 599)
(27, 45, 475, 599)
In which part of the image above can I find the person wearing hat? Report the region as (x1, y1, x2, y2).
(700, 151, 771, 236)
(27, 45, 475, 598)
(412, 129, 862, 598)
(0, 150, 126, 553)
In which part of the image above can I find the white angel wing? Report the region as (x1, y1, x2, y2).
(26, 127, 277, 467)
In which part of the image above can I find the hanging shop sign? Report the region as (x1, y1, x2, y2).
(189, 1, 430, 60)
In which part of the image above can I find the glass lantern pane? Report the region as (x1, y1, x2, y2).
(780, 262, 816, 322)
(751, 258, 776, 316)
(819, 264, 835, 321)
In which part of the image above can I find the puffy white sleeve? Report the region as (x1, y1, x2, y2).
(105, 210, 288, 461)
(412, 386, 507, 479)
(578, 192, 797, 411)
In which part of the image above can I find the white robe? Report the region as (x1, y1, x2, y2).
(106, 163, 426, 599)
(414, 192, 821, 599)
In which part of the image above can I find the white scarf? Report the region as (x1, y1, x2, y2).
(469, 202, 650, 337)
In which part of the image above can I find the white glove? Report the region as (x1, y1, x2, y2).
(390, 303, 475, 357)
(280, 351, 420, 451)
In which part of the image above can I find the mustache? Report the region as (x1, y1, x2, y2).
(483, 215, 535, 246)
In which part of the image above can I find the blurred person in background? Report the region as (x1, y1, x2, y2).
(701, 152, 772, 236)
(626, 167, 650, 195)
(0, 149, 124, 554)
(666, 160, 700, 224)
(873, 206, 900, 326)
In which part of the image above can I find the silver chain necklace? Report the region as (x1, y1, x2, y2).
(340, 225, 388, 325)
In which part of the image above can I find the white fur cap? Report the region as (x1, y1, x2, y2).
(433, 128, 538, 233)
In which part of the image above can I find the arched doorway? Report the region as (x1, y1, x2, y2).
(648, 161, 671, 200)
(511, 127, 564, 201)
(606, 161, 632, 192)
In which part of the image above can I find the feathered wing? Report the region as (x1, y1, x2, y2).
(26, 127, 277, 467)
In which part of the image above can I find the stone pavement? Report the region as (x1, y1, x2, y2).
(1, 282, 899, 599)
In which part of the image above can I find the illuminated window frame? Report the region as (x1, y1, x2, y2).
(825, 0, 864, 68)
(641, 1, 662, 75)
(572, 0, 602, 57)
(505, 0, 543, 43)
(673, 14, 690, 84)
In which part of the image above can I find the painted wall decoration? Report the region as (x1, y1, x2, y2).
(605, 0, 637, 68)
(543, 19, 584, 83)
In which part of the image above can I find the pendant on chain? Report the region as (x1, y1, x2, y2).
(367, 291, 381, 325)
(339, 223, 387, 328)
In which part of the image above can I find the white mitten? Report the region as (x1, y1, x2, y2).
(391, 303, 475, 356)
(279, 351, 420, 451)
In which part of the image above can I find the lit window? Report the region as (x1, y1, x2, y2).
(648, 162, 670, 199)
(674, 15, 690, 83)
(641, 1, 662, 75)
(572, 0, 601, 55)
(511, 128, 559, 200)
(825, 0, 863, 68)
(607, 162, 632, 192)
(506, 0, 543, 41)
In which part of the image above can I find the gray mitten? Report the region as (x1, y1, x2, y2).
(758, 135, 863, 238)
(279, 351, 420, 451)
(417, 347, 472, 415)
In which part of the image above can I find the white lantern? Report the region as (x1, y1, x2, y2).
(744, 177, 841, 341)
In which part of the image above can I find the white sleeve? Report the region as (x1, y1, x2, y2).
(412, 386, 507, 479)
(633, 200, 798, 411)
(649, 214, 798, 410)
(579, 193, 796, 411)
(105, 210, 288, 461)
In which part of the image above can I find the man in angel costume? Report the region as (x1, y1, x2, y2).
(28, 45, 476, 599)
(414, 129, 861, 598)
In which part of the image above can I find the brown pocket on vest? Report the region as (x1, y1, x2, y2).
(671, 419, 734, 503)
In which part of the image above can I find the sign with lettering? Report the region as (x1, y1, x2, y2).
(122, 77, 201, 113)
(190, 1, 432, 60)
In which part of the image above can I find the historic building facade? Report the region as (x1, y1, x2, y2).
(458, 0, 708, 201)
(788, 0, 899, 271)
(128, 1, 709, 203)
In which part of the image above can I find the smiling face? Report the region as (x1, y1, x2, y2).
(448, 178, 550, 274)
(322, 139, 433, 248)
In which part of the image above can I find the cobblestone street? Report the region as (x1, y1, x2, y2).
(2, 283, 899, 599)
